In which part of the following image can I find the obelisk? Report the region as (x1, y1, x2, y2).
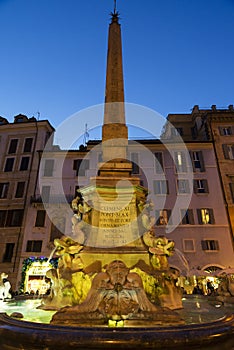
(79, 5, 149, 265)
(101, 8, 129, 166)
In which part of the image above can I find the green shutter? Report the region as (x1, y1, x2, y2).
(198, 151, 205, 172)
(188, 209, 194, 224)
(197, 209, 202, 224)
(209, 209, 215, 224)
(204, 180, 209, 193)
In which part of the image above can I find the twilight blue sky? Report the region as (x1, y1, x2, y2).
(0, 0, 234, 135)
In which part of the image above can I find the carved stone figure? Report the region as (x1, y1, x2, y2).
(71, 194, 92, 243)
(68, 260, 157, 317)
(228, 275, 234, 296)
(71, 214, 85, 243)
(157, 270, 183, 310)
(51, 259, 184, 326)
(217, 275, 234, 297)
(139, 200, 155, 230)
(51, 261, 156, 322)
(143, 231, 174, 270)
(0, 273, 11, 300)
(54, 236, 84, 278)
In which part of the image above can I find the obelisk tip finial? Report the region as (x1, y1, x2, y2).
(111, 0, 119, 23)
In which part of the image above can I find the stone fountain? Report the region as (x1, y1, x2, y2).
(0, 7, 234, 350)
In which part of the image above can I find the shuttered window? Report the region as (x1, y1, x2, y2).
(174, 151, 187, 173)
(177, 179, 190, 193)
(26, 240, 42, 252)
(44, 159, 54, 176)
(23, 138, 33, 153)
(15, 182, 25, 198)
(194, 179, 209, 194)
(222, 144, 234, 159)
(8, 139, 18, 154)
(154, 152, 164, 174)
(180, 209, 194, 224)
(153, 180, 169, 194)
(35, 210, 46, 227)
(201, 240, 219, 251)
(155, 209, 172, 225)
(73, 159, 90, 176)
(197, 208, 215, 224)
(190, 151, 205, 172)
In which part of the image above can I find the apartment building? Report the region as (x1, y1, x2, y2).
(1, 109, 234, 291)
(24, 132, 233, 276)
(168, 105, 234, 241)
(0, 114, 54, 290)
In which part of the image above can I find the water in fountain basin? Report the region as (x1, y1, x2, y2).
(0, 299, 55, 323)
(0, 296, 233, 325)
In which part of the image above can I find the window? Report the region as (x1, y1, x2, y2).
(23, 138, 33, 152)
(171, 127, 183, 136)
(41, 186, 51, 203)
(0, 210, 23, 227)
(6, 209, 24, 227)
(26, 240, 42, 252)
(154, 152, 164, 174)
(183, 239, 195, 252)
(43, 159, 54, 177)
(174, 151, 187, 173)
(219, 127, 232, 136)
(0, 118, 7, 125)
(20, 156, 30, 170)
(229, 183, 234, 203)
(73, 159, 90, 176)
(15, 116, 25, 123)
(180, 209, 194, 224)
(191, 125, 198, 140)
(50, 218, 65, 241)
(177, 179, 190, 194)
(190, 151, 205, 172)
(98, 152, 103, 162)
(153, 180, 168, 195)
(0, 210, 6, 227)
(201, 240, 219, 251)
(0, 182, 9, 198)
(155, 209, 171, 225)
(194, 179, 209, 194)
(197, 208, 215, 224)
(223, 144, 234, 159)
(35, 210, 46, 227)
(8, 139, 18, 154)
(15, 182, 25, 198)
(4, 158, 14, 172)
(2, 243, 15, 262)
(130, 153, 139, 174)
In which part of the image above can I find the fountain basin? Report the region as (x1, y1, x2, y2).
(0, 311, 234, 350)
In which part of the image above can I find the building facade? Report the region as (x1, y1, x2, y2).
(0, 114, 54, 290)
(0, 109, 234, 291)
(167, 104, 234, 241)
